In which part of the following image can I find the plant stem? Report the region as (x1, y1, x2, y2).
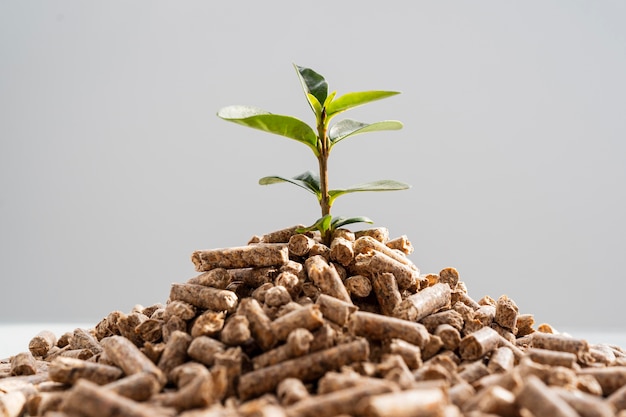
(317, 110, 331, 218)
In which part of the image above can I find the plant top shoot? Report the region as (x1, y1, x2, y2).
(217, 64, 409, 244)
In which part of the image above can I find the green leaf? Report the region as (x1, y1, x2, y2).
(326, 90, 400, 119)
(306, 93, 323, 117)
(258, 170, 321, 198)
(296, 214, 333, 234)
(328, 180, 410, 206)
(331, 216, 374, 229)
(294, 64, 328, 113)
(217, 105, 319, 156)
(329, 119, 403, 146)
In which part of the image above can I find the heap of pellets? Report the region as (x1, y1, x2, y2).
(2, 225, 626, 417)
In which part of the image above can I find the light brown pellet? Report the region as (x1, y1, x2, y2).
(394, 282, 451, 321)
(169, 283, 238, 313)
(488, 346, 515, 373)
(28, 331, 57, 357)
(354, 251, 417, 290)
(191, 243, 289, 271)
(220, 315, 251, 346)
(237, 338, 369, 400)
(349, 311, 430, 349)
(515, 374, 579, 417)
(157, 330, 192, 379)
(371, 272, 402, 316)
(187, 336, 225, 366)
(385, 235, 413, 255)
(9, 352, 36, 376)
(190, 310, 225, 338)
(359, 386, 448, 417)
(330, 236, 354, 267)
(270, 304, 324, 342)
(288, 233, 316, 257)
(48, 357, 123, 385)
(100, 335, 166, 388)
(240, 298, 276, 351)
(276, 378, 310, 406)
(305, 255, 351, 303)
(344, 275, 372, 298)
(459, 326, 502, 361)
(186, 268, 231, 289)
(315, 293, 357, 326)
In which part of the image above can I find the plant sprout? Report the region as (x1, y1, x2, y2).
(217, 64, 409, 244)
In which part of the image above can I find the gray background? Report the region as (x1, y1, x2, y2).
(1, 1, 625, 331)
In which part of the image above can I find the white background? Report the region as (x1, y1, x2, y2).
(1, 2, 625, 335)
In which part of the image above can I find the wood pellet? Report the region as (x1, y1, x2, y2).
(1, 225, 625, 417)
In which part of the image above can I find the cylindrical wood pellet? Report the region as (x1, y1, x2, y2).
(515, 374, 579, 417)
(394, 282, 451, 321)
(9, 352, 36, 376)
(169, 283, 238, 313)
(371, 272, 402, 316)
(237, 338, 369, 400)
(48, 357, 123, 385)
(305, 255, 351, 303)
(348, 311, 430, 349)
(100, 335, 166, 387)
(359, 387, 448, 417)
(459, 326, 502, 361)
(28, 330, 57, 357)
(270, 304, 324, 342)
(191, 243, 289, 271)
(316, 294, 357, 326)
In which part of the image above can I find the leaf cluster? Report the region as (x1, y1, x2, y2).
(217, 64, 409, 242)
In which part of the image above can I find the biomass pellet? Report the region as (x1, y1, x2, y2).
(186, 268, 231, 289)
(190, 310, 225, 338)
(187, 336, 225, 367)
(531, 332, 589, 357)
(28, 330, 57, 357)
(349, 311, 430, 349)
(459, 327, 501, 361)
(100, 335, 166, 387)
(157, 330, 192, 379)
(191, 243, 289, 271)
(240, 298, 276, 351)
(435, 324, 461, 351)
(371, 272, 402, 316)
(288, 233, 316, 257)
(220, 314, 251, 346)
(9, 352, 36, 376)
(394, 282, 451, 321)
(494, 295, 518, 332)
(515, 374, 579, 417)
(276, 378, 310, 406)
(552, 386, 615, 417)
(577, 366, 626, 396)
(169, 283, 238, 313)
(487, 346, 515, 373)
(438, 267, 459, 290)
(264, 285, 292, 307)
(237, 338, 369, 400)
(353, 236, 417, 271)
(270, 304, 324, 342)
(344, 275, 372, 298)
(420, 309, 464, 333)
(304, 255, 351, 303)
(330, 236, 354, 267)
(48, 357, 123, 385)
(315, 293, 357, 326)
(385, 235, 413, 255)
(526, 348, 578, 368)
(359, 386, 448, 417)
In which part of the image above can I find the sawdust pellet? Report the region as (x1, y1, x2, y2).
(359, 386, 448, 417)
(237, 338, 369, 400)
(9, 352, 36, 376)
(220, 315, 251, 346)
(48, 357, 123, 385)
(459, 326, 502, 361)
(516, 374, 579, 417)
(252, 328, 314, 369)
(276, 378, 310, 406)
(395, 282, 451, 321)
(190, 310, 225, 338)
(354, 236, 416, 271)
(100, 335, 166, 387)
(288, 233, 316, 257)
(169, 283, 238, 313)
(531, 332, 589, 358)
(349, 311, 430, 349)
(355, 227, 389, 243)
(187, 336, 225, 366)
(344, 274, 372, 298)
(240, 298, 276, 351)
(494, 295, 518, 331)
(28, 330, 57, 357)
(329, 236, 354, 267)
(371, 272, 402, 316)
(304, 255, 351, 303)
(186, 268, 231, 289)
(270, 304, 324, 342)
(488, 346, 515, 373)
(315, 293, 357, 326)
(385, 235, 413, 255)
(438, 267, 459, 290)
(435, 324, 461, 351)
(191, 243, 289, 271)
(354, 251, 417, 290)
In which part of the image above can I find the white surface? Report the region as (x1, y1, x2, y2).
(1, 323, 625, 360)
(0, 323, 94, 359)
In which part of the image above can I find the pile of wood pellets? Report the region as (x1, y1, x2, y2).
(2, 225, 626, 417)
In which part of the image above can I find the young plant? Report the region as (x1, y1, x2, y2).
(217, 64, 409, 244)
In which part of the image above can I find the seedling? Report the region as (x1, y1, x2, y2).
(217, 64, 409, 244)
